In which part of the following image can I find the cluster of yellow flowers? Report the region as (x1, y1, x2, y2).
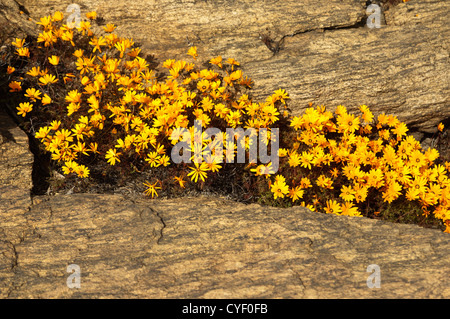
(268, 104, 450, 232)
(8, 11, 286, 192)
(7, 11, 450, 232)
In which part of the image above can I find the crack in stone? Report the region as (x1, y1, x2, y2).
(263, 14, 367, 56)
(155, 210, 166, 245)
(286, 266, 307, 296)
(5, 282, 24, 299)
(6, 241, 18, 271)
(127, 198, 166, 244)
(12, 0, 30, 16)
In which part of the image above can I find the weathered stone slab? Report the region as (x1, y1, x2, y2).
(1, 193, 449, 298)
(1, 194, 163, 298)
(0, 0, 36, 38)
(19, 0, 365, 61)
(0, 108, 33, 241)
(246, 11, 449, 132)
(0, 107, 34, 298)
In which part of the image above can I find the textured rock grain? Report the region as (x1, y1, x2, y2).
(0, 0, 37, 37)
(1, 193, 450, 298)
(0, 108, 34, 298)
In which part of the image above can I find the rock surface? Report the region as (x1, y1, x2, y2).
(1, 106, 450, 299)
(0, 108, 33, 248)
(9, 0, 450, 132)
(0, 0, 36, 39)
